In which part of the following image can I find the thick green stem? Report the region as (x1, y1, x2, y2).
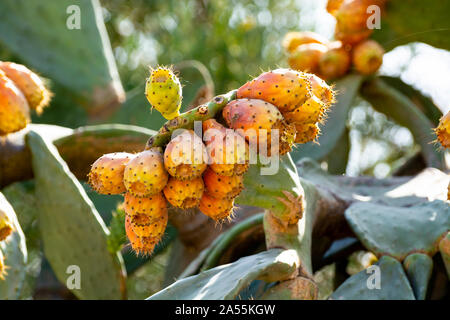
(145, 90, 236, 148)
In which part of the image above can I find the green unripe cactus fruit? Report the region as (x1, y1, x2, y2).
(145, 66, 182, 120)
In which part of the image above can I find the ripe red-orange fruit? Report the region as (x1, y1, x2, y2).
(334, 24, 372, 45)
(288, 43, 328, 74)
(88, 152, 134, 195)
(0, 61, 51, 114)
(203, 119, 249, 176)
(223, 99, 296, 155)
(125, 215, 159, 256)
(283, 95, 328, 126)
(236, 68, 312, 113)
(199, 192, 234, 221)
(163, 177, 204, 209)
(124, 148, 168, 197)
(0, 71, 30, 135)
(318, 42, 351, 80)
(203, 168, 244, 199)
(164, 130, 208, 180)
(352, 40, 384, 75)
(435, 111, 450, 149)
(123, 192, 167, 217)
(294, 123, 320, 144)
(282, 31, 329, 53)
(327, 0, 344, 16)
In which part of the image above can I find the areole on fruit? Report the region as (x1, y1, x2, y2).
(124, 147, 168, 197)
(203, 167, 244, 200)
(163, 177, 204, 209)
(164, 130, 208, 180)
(223, 98, 296, 156)
(88, 152, 134, 195)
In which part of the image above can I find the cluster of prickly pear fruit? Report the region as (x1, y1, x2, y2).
(0, 61, 51, 135)
(88, 66, 335, 256)
(283, 0, 385, 80)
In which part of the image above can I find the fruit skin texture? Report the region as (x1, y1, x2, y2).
(203, 168, 244, 200)
(203, 119, 249, 176)
(199, 192, 234, 221)
(237, 68, 312, 113)
(163, 177, 204, 209)
(223, 98, 296, 156)
(288, 43, 328, 74)
(123, 192, 168, 238)
(294, 123, 320, 144)
(88, 152, 134, 195)
(282, 31, 329, 53)
(0, 71, 30, 135)
(125, 215, 158, 256)
(435, 111, 450, 149)
(145, 66, 182, 120)
(124, 148, 168, 197)
(284, 95, 327, 126)
(352, 40, 384, 75)
(0, 61, 51, 114)
(164, 130, 208, 180)
(307, 74, 335, 107)
(318, 42, 351, 80)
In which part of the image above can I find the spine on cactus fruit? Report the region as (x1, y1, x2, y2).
(236, 68, 312, 113)
(203, 119, 249, 176)
(145, 66, 182, 120)
(0, 61, 52, 114)
(163, 177, 204, 209)
(435, 111, 450, 149)
(223, 98, 296, 156)
(352, 40, 384, 75)
(123, 148, 168, 197)
(282, 31, 329, 53)
(203, 167, 244, 200)
(163, 130, 208, 180)
(146, 90, 236, 149)
(88, 152, 135, 195)
(0, 71, 30, 135)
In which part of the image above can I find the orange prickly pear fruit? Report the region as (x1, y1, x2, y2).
(163, 177, 204, 209)
(0, 207, 13, 242)
(282, 31, 329, 53)
(145, 66, 182, 120)
(223, 99, 296, 156)
(124, 148, 168, 197)
(125, 215, 158, 256)
(288, 43, 328, 74)
(435, 111, 450, 149)
(334, 24, 372, 46)
(164, 130, 208, 180)
(0, 71, 30, 135)
(0, 61, 51, 114)
(352, 40, 384, 75)
(88, 152, 135, 195)
(283, 95, 328, 126)
(307, 74, 335, 107)
(236, 68, 312, 113)
(203, 168, 244, 200)
(199, 192, 234, 221)
(318, 41, 351, 80)
(123, 192, 168, 238)
(327, 0, 344, 15)
(294, 123, 320, 144)
(203, 119, 249, 176)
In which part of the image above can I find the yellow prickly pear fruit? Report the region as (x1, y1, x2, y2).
(145, 66, 182, 120)
(163, 177, 204, 209)
(88, 152, 135, 195)
(203, 119, 249, 176)
(164, 130, 208, 180)
(288, 43, 328, 74)
(0, 71, 30, 135)
(435, 111, 450, 149)
(294, 123, 320, 144)
(0, 207, 13, 242)
(283, 95, 328, 126)
(282, 31, 329, 53)
(203, 168, 244, 200)
(199, 192, 234, 221)
(0, 61, 52, 114)
(307, 74, 335, 107)
(124, 148, 169, 197)
(0, 250, 6, 280)
(125, 215, 158, 256)
(352, 40, 384, 75)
